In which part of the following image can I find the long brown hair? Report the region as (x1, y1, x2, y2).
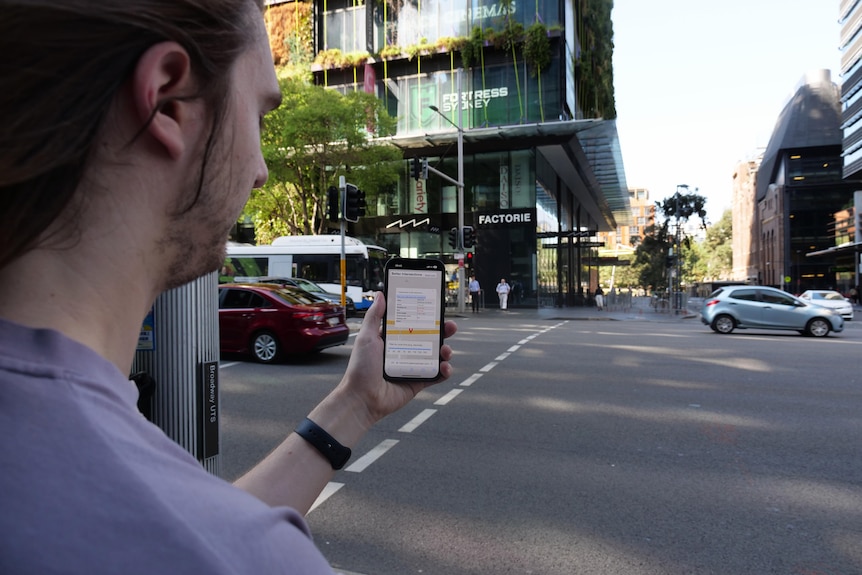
(0, 0, 265, 269)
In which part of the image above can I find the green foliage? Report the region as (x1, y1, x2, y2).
(633, 226, 672, 291)
(489, 18, 524, 52)
(656, 191, 709, 235)
(608, 254, 640, 288)
(701, 210, 733, 280)
(524, 22, 551, 77)
(460, 26, 485, 68)
(575, 0, 616, 118)
(379, 44, 403, 60)
(437, 36, 467, 53)
(630, 193, 733, 289)
(244, 78, 401, 242)
(405, 38, 437, 61)
(313, 49, 370, 69)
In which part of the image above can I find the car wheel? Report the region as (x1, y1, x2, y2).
(805, 318, 830, 338)
(712, 314, 735, 334)
(251, 331, 281, 363)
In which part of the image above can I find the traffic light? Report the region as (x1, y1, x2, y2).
(666, 255, 676, 268)
(326, 186, 339, 222)
(343, 183, 366, 222)
(411, 157, 428, 180)
(462, 226, 475, 249)
(448, 227, 458, 249)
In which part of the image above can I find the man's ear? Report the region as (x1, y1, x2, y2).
(131, 42, 197, 161)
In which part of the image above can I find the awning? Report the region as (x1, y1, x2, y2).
(383, 119, 630, 231)
(806, 241, 862, 257)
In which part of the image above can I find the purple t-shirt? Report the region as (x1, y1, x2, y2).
(0, 318, 334, 574)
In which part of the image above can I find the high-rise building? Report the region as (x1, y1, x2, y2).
(838, 0, 862, 291)
(265, 0, 629, 307)
(730, 153, 762, 283)
(755, 70, 860, 293)
(597, 187, 654, 253)
(841, 0, 862, 179)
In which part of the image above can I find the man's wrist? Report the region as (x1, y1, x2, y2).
(294, 417, 352, 470)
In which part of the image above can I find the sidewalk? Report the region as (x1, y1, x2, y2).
(449, 298, 862, 329)
(449, 296, 699, 323)
(351, 300, 862, 329)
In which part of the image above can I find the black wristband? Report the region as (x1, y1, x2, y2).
(294, 417, 352, 470)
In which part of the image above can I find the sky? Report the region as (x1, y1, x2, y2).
(611, 0, 842, 224)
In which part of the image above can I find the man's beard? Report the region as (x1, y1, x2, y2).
(159, 214, 231, 292)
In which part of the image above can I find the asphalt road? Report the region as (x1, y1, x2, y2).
(218, 312, 862, 575)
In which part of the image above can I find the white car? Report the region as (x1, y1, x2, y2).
(798, 290, 854, 320)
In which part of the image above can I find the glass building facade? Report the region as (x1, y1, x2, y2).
(309, 0, 629, 307)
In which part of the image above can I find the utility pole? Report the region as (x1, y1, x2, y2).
(428, 73, 466, 313)
(674, 184, 688, 314)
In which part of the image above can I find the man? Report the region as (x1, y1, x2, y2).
(0, 1, 456, 572)
(468, 274, 481, 313)
(496, 278, 511, 310)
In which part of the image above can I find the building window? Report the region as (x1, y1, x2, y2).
(324, 4, 366, 53)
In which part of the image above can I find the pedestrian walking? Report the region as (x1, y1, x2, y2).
(0, 3, 458, 571)
(496, 278, 511, 310)
(595, 286, 605, 311)
(469, 274, 481, 313)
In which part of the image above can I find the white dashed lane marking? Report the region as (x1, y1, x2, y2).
(399, 409, 437, 433)
(344, 439, 399, 473)
(310, 322, 569, 513)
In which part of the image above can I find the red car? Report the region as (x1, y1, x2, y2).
(218, 283, 349, 363)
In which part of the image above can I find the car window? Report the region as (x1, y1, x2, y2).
(221, 289, 254, 309)
(729, 289, 758, 301)
(247, 293, 269, 308)
(294, 278, 324, 293)
(822, 293, 843, 301)
(258, 278, 294, 287)
(760, 290, 795, 305)
(270, 287, 325, 306)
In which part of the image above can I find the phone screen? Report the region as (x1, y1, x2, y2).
(383, 259, 445, 381)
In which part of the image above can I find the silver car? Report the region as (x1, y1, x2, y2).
(701, 286, 844, 337)
(798, 289, 854, 320)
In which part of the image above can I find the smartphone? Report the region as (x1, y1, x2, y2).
(382, 258, 446, 382)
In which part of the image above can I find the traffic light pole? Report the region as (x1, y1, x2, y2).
(456, 78, 465, 315)
(339, 176, 347, 309)
(673, 184, 688, 314)
(428, 72, 465, 313)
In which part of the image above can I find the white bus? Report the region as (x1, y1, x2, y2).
(223, 235, 388, 311)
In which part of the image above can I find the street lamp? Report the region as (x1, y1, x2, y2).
(673, 184, 689, 314)
(429, 74, 465, 313)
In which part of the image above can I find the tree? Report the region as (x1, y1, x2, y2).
(632, 225, 672, 292)
(631, 189, 710, 292)
(656, 191, 708, 235)
(243, 78, 402, 243)
(700, 209, 732, 280)
(608, 253, 640, 289)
